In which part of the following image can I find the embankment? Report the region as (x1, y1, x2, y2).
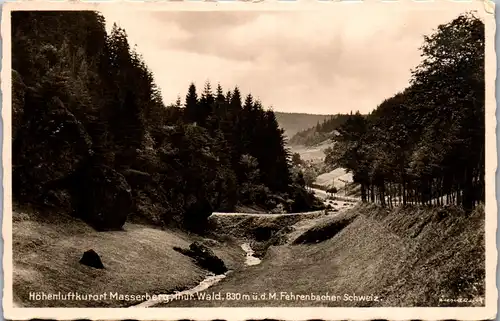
(207, 211, 325, 241)
(168, 203, 485, 307)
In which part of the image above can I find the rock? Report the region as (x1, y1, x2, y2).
(188, 241, 227, 274)
(78, 165, 132, 231)
(79, 249, 104, 269)
(43, 189, 72, 212)
(173, 242, 228, 274)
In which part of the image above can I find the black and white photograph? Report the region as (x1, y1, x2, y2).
(3, 1, 497, 320)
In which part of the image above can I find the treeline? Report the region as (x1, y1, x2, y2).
(326, 13, 484, 211)
(289, 114, 355, 146)
(12, 11, 322, 232)
(272, 112, 332, 139)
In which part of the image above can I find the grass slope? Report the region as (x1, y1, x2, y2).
(289, 140, 360, 197)
(288, 141, 331, 162)
(15, 201, 484, 308)
(315, 168, 353, 188)
(13, 205, 245, 307)
(167, 204, 484, 307)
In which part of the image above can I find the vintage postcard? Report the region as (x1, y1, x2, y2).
(2, 0, 497, 320)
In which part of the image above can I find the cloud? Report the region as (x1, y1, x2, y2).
(99, 3, 480, 114)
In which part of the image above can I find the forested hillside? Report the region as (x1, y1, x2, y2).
(325, 13, 484, 211)
(288, 113, 356, 146)
(12, 11, 322, 233)
(273, 112, 333, 139)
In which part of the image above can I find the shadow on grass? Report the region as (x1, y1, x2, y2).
(292, 216, 356, 245)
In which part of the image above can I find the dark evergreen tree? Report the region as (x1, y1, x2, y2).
(184, 83, 198, 124)
(12, 11, 322, 233)
(198, 80, 214, 127)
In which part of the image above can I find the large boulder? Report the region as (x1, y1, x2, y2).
(174, 241, 227, 275)
(189, 241, 227, 274)
(43, 188, 73, 212)
(78, 165, 132, 231)
(79, 249, 104, 269)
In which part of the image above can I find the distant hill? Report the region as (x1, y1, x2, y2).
(288, 113, 356, 146)
(274, 112, 333, 139)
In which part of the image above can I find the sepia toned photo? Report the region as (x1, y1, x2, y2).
(2, 0, 497, 320)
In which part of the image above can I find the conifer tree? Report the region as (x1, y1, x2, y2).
(184, 83, 198, 124)
(198, 80, 214, 127)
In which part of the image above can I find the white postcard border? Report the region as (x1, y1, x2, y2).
(1, 1, 497, 320)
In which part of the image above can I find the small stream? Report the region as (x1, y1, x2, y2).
(131, 242, 261, 308)
(132, 273, 227, 308)
(241, 242, 262, 266)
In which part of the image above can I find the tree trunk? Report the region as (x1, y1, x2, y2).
(462, 166, 474, 211)
(380, 182, 386, 207)
(389, 182, 393, 208)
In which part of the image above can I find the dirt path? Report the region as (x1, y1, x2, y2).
(210, 210, 325, 217)
(311, 187, 359, 203)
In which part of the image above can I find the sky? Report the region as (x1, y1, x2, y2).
(99, 3, 480, 115)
